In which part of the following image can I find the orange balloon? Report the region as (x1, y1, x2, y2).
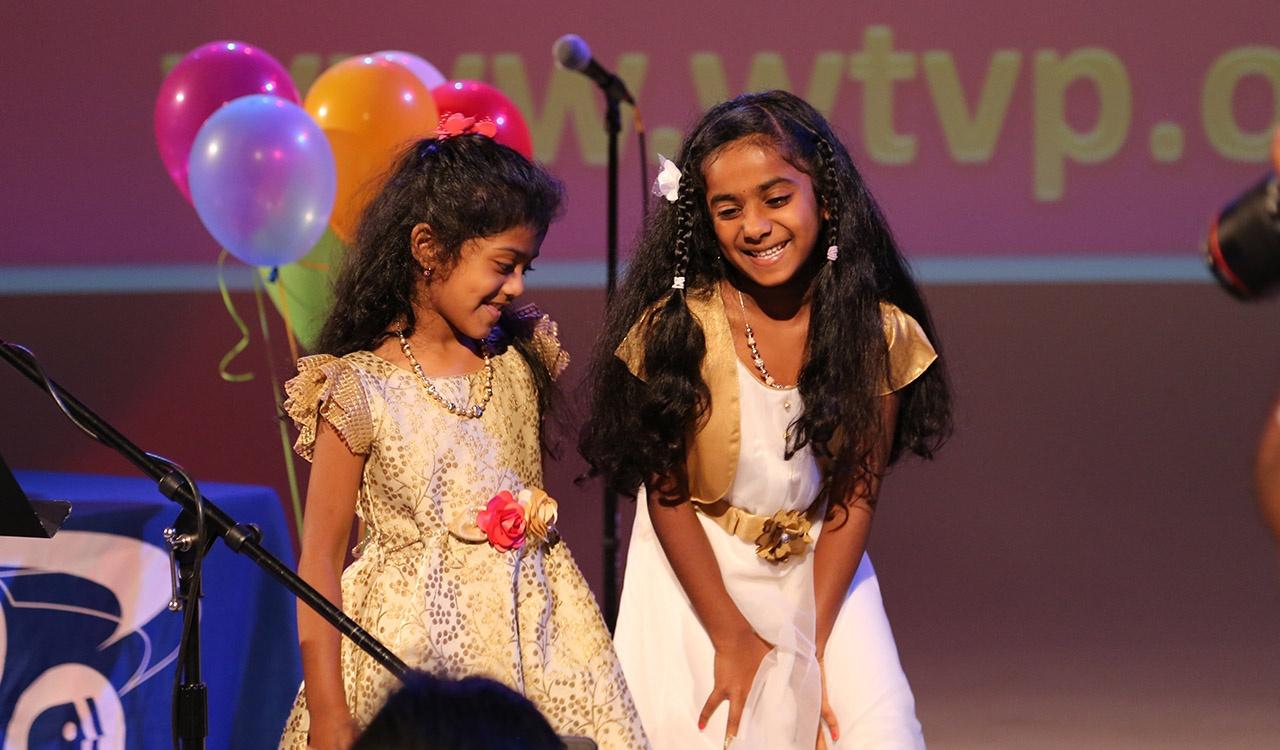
(305, 56, 438, 242)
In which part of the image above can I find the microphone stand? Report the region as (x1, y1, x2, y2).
(601, 94, 622, 630)
(0, 342, 411, 748)
(605, 96, 621, 300)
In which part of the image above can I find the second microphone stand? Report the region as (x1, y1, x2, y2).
(601, 95, 623, 629)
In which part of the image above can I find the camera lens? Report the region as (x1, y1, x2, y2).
(1206, 174, 1280, 299)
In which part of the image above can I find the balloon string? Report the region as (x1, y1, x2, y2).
(273, 270, 302, 364)
(252, 274, 305, 536)
(217, 250, 255, 383)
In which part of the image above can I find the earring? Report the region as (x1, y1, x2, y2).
(423, 266, 435, 282)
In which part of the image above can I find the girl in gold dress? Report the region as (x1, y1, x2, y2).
(279, 119, 648, 750)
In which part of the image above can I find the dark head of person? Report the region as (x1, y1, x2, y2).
(351, 671, 565, 750)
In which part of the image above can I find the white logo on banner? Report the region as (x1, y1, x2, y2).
(5, 665, 126, 750)
(1, 530, 174, 748)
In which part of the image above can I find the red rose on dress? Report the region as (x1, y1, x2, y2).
(475, 490, 526, 551)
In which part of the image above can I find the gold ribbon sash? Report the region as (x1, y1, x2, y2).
(693, 498, 814, 563)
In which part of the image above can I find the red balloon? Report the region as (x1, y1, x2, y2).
(430, 80, 534, 159)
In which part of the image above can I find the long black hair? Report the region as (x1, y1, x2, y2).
(580, 90, 951, 511)
(316, 134, 564, 420)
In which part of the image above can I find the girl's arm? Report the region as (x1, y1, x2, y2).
(1255, 394, 1280, 544)
(647, 482, 772, 744)
(810, 392, 900, 746)
(296, 419, 365, 750)
(813, 392, 899, 656)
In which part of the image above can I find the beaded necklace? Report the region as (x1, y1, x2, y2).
(395, 329, 494, 419)
(735, 289, 796, 390)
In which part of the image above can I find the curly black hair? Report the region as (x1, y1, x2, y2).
(579, 90, 951, 511)
(316, 135, 564, 422)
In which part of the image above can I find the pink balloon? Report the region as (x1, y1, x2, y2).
(154, 41, 300, 202)
(372, 50, 446, 91)
(431, 80, 534, 159)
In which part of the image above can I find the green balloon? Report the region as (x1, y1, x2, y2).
(259, 228, 345, 351)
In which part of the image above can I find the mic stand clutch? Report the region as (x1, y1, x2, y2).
(165, 508, 216, 748)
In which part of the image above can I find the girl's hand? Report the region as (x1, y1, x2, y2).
(815, 657, 840, 749)
(307, 714, 358, 750)
(698, 628, 773, 747)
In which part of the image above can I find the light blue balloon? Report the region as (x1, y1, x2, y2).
(188, 95, 336, 267)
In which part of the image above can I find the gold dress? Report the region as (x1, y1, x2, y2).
(277, 325, 649, 750)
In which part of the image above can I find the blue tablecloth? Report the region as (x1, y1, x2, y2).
(0, 471, 302, 749)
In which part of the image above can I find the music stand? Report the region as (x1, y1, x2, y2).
(0, 449, 70, 538)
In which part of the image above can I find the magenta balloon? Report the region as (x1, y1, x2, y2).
(155, 41, 300, 202)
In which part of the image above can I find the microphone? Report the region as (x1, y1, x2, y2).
(553, 34, 634, 104)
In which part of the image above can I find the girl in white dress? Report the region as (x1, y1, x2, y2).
(581, 91, 952, 749)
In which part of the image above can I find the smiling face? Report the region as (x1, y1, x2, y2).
(415, 223, 542, 340)
(702, 138, 824, 291)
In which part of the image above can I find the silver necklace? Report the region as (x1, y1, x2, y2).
(395, 329, 494, 419)
(736, 290, 794, 390)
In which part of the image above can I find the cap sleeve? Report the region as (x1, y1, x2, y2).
(614, 293, 692, 383)
(613, 311, 651, 382)
(283, 354, 374, 459)
(880, 302, 938, 396)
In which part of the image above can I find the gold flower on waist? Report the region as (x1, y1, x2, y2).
(753, 509, 812, 563)
(518, 487, 560, 547)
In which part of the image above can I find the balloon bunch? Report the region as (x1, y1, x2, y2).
(155, 41, 534, 533)
(155, 41, 535, 348)
(312, 53, 536, 242)
(156, 41, 329, 267)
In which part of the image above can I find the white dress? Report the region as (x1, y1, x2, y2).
(614, 360, 926, 750)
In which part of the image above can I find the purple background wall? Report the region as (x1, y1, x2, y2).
(3, 2, 1279, 746)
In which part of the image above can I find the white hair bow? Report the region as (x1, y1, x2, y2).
(652, 155, 682, 203)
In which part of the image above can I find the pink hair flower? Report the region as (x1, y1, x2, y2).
(435, 112, 498, 140)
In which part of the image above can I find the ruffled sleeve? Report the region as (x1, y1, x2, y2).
(283, 354, 374, 460)
(528, 312, 570, 381)
(494, 304, 570, 381)
(879, 302, 938, 395)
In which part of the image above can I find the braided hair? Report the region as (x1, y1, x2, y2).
(580, 90, 951, 509)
